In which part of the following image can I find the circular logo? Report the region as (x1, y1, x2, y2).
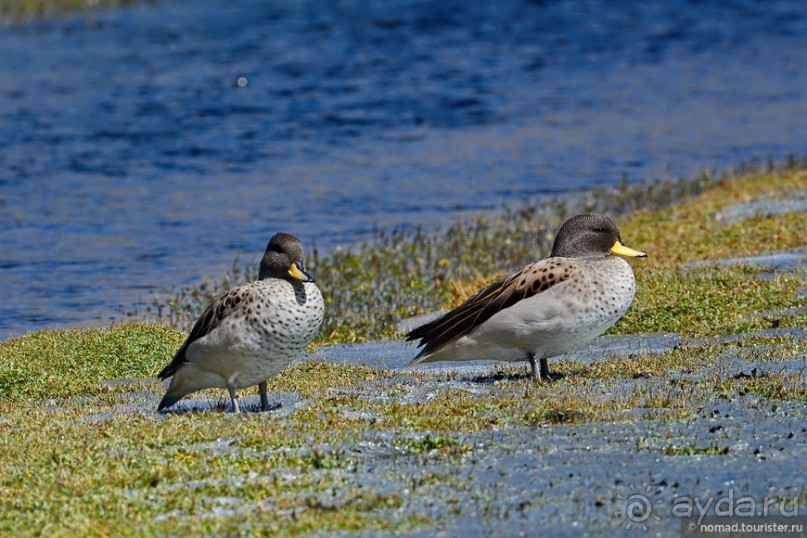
(617, 483, 664, 532)
(625, 493, 653, 523)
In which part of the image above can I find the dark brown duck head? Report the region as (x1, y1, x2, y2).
(549, 213, 647, 259)
(258, 232, 315, 282)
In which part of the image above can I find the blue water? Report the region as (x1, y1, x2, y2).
(1, 0, 805, 339)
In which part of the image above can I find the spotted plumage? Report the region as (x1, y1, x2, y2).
(407, 213, 646, 380)
(157, 233, 324, 412)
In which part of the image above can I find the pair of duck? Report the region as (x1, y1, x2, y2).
(157, 213, 646, 412)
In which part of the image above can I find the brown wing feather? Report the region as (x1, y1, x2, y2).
(157, 287, 246, 379)
(407, 258, 575, 359)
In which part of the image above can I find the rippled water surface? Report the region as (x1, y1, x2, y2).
(1, 0, 805, 338)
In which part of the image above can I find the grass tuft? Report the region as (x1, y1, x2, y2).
(0, 323, 184, 401)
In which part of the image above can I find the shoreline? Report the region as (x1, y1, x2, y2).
(0, 157, 783, 343)
(141, 156, 805, 344)
(2, 156, 803, 344)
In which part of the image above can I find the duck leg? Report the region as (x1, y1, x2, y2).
(227, 383, 240, 413)
(259, 381, 270, 412)
(528, 354, 552, 381)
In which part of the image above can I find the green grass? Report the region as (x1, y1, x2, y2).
(0, 338, 804, 534)
(663, 444, 731, 456)
(2, 333, 803, 534)
(0, 323, 184, 400)
(0, 0, 147, 22)
(729, 373, 807, 402)
(1, 162, 806, 535)
(615, 268, 805, 337)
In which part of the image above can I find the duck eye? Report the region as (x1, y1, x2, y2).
(268, 243, 284, 254)
(593, 226, 608, 233)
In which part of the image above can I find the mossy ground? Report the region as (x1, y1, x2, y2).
(1, 164, 805, 535)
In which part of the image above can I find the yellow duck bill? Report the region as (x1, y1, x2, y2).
(288, 261, 316, 282)
(610, 240, 647, 258)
